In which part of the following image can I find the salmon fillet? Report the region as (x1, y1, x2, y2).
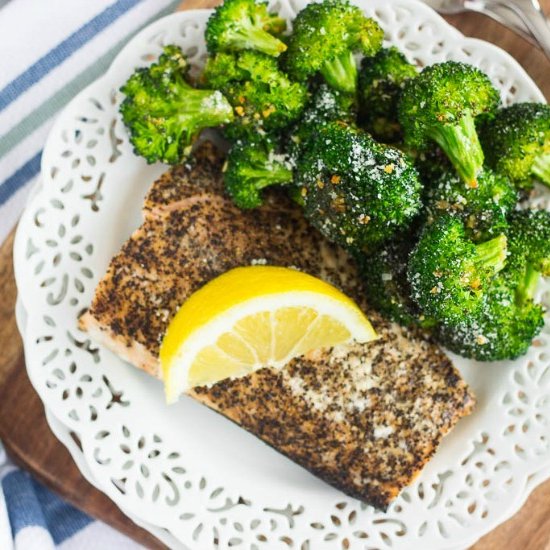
(80, 142, 475, 509)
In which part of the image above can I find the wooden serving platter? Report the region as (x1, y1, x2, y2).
(0, 2, 549, 548)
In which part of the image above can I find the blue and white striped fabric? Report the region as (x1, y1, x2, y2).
(1, 0, 183, 546)
(0, 0, 184, 245)
(0, 444, 143, 549)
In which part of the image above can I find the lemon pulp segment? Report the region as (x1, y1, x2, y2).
(160, 266, 376, 402)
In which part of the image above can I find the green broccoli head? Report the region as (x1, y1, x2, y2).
(203, 50, 308, 140)
(399, 61, 501, 186)
(423, 168, 518, 241)
(479, 103, 550, 190)
(286, 83, 357, 164)
(408, 215, 508, 326)
(356, 235, 435, 328)
(437, 210, 549, 361)
(284, 0, 383, 93)
(120, 45, 234, 165)
(205, 0, 287, 57)
(224, 139, 293, 208)
(436, 279, 544, 361)
(358, 47, 417, 143)
(295, 122, 422, 252)
(508, 209, 550, 287)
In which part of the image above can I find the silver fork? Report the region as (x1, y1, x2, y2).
(426, 0, 550, 60)
(505, 0, 550, 59)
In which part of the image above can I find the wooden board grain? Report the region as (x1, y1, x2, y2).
(0, 1, 549, 548)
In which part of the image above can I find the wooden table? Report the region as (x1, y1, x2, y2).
(0, 1, 549, 548)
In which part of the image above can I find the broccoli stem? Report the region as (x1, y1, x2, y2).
(429, 111, 484, 187)
(516, 263, 541, 306)
(241, 164, 293, 188)
(150, 88, 233, 161)
(226, 23, 287, 57)
(532, 151, 550, 188)
(474, 234, 507, 275)
(321, 51, 358, 93)
(179, 89, 234, 131)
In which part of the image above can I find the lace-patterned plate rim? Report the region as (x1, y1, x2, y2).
(12, 1, 550, 548)
(15, 296, 187, 548)
(43, 407, 187, 549)
(34, 382, 550, 550)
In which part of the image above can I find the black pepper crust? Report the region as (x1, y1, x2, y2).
(80, 141, 475, 509)
(82, 142, 354, 372)
(191, 330, 474, 510)
(142, 141, 225, 215)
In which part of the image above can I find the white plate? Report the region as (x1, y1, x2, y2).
(13, 1, 550, 548)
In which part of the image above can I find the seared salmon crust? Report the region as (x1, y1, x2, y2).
(80, 141, 475, 509)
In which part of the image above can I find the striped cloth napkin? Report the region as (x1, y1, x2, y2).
(1, 0, 184, 547)
(0, 0, 183, 245)
(0, 444, 143, 549)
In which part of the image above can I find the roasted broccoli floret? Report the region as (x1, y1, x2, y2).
(120, 45, 234, 165)
(423, 168, 518, 240)
(399, 61, 501, 187)
(437, 210, 550, 360)
(287, 83, 356, 163)
(203, 50, 308, 140)
(436, 275, 544, 361)
(284, 0, 383, 93)
(205, 0, 287, 57)
(358, 47, 417, 142)
(408, 215, 508, 326)
(508, 209, 550, 285)
(295, 122, 422, 251)
(479, 102, 550, 190)
(224, 139, 293, 208)
(356, 235, 435, 328)
(413, 146, 451, 184)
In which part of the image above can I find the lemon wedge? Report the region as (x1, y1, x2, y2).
(160, 266, 376, 402)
